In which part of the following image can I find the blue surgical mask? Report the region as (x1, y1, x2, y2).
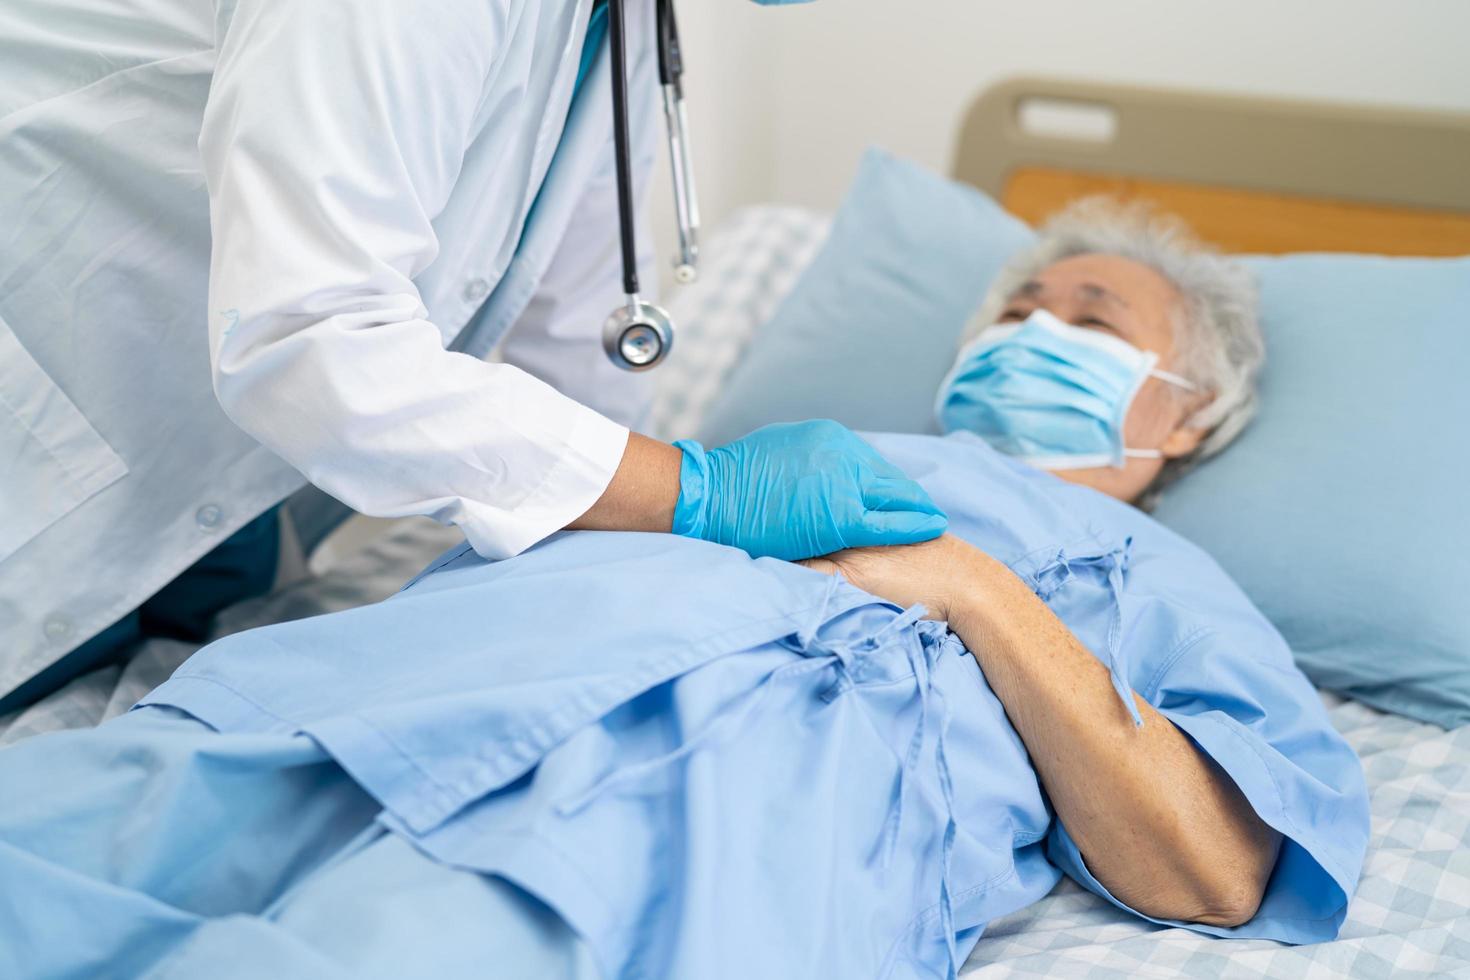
(934, 309, 1198, 470)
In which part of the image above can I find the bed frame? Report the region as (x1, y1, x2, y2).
(951, 78, 1470, 256)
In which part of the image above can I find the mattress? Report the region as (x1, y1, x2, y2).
(3, 206, 1466, 978)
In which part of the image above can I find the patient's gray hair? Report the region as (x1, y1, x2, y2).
(969, 197, 1264, 491)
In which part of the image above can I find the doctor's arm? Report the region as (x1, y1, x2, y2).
(202, 0, 943, 562)
(203, 0, 641, 560)
(802, 535, 1281, 928)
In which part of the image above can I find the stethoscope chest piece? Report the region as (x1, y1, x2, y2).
(603, 298, 674, 371)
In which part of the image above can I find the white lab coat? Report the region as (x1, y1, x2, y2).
(0, 0, 660, 699)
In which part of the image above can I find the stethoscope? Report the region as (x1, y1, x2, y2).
(602, 0, 699, 372)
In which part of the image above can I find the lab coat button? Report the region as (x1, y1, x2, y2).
(43, 615, 72, 642)
(196, 504, 223, 530)
(463, 277, 490, 302)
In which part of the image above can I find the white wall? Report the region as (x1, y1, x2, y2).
(649, 0, 1470, 280)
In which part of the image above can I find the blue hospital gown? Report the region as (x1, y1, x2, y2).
(8, 432, 1369, 979)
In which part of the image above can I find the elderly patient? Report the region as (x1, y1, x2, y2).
(0, 201, 1368, 980)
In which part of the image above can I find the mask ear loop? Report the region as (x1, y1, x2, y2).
(1121, 365, 1204, 460)
(1149, 367, 1200, 392)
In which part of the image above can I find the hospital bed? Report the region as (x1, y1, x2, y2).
(5, 79, 1470, 978)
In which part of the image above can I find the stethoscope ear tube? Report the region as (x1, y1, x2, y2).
(656, 0, 699, 283)
(663, 87, 699, 284)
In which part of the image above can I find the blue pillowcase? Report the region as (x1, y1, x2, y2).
(696, 150, 1034, 446)
(1152, 255, 1470, 728)
(696, 148, 1470, 728)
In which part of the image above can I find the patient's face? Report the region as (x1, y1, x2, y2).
(997, 254, 1208, 502)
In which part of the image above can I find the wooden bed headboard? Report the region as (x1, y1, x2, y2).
(951, 78, 1470, 256)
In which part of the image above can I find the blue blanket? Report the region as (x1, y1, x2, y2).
(3, 433, 1369, 979)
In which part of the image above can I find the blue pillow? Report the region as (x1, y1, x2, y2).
(696, 150, 1470, 728)
(1152, 255, 1470, 728)
(696, 149, 1034, 446)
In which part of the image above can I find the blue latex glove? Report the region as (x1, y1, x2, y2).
(671, 420, 948, 560)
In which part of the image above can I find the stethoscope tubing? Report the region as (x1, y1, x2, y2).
(606, 0, 643, 300)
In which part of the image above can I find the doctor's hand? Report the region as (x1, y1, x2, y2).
(672, 421, 947, 561)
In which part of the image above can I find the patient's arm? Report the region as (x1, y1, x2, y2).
(801, 536, 1281, 928)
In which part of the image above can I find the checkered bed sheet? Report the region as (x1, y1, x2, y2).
(964, 697, 1470, 978)
(648, 205, 831, 441)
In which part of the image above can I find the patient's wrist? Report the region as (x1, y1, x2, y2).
(944, 548, 1032, 654)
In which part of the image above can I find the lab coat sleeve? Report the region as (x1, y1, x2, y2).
(497, 69, 661, 430)
(1046, 621, 1371, 944)
(201, 0, 629, 560)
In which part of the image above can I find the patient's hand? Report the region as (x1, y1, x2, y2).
(809, 530, 1279, 928)
(798, 534, 984, 622)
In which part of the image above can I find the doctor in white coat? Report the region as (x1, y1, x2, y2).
(0, 0, 946, 711)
